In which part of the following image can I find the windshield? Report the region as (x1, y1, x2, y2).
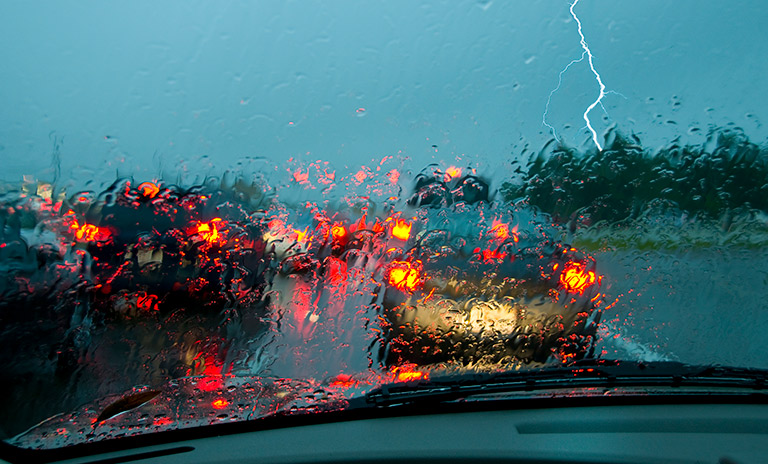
(2, 0, 767, 454)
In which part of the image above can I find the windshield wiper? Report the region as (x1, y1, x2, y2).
(363, 360, 768, 407)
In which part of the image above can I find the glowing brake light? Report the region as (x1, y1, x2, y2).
(74, 223, 101, 241)
(387, 260, 423, 293)
(196, 218, 224, 245)
(395, 369, 426, 382)
(67, 214, 111, 242)
(559, 261, 599, 295)
(330, 224, 346, 240)
(138, 182, 160, 198)
(445, 166, 462, 179)
(391, 218, 411, 241)
(490, 221, 507, 239)
(136, 293, 158, 311)
(211, 398, 228, 409)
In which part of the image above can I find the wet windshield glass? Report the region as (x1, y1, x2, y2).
(1, 0, 767, 451)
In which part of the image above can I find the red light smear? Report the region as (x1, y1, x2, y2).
(290, 279, 315, 339)
(196, 219, 225, 246)
(490, 221, 519, 243)
(445, 166, 462, 179)
(211, 398, 228, 410)
(419, 287, 436, 304)
(268, 219, 284, 230)
(354, 170, 367, 183)
(602, 289, 631, 311)
(37, 197, 63, 214)
(153, 417, 173, 427)
(490, 221, 507, 239)
(325, 256, 348, 284)
(136, 292, 158, 311)
(371, 218, 384, 233)
(293, 168, 309, 183)
(387, 169, 400, 184)
(560, 262, 598, 295)
(190, 354, 224, 392)
(352, 214, 366, 232)
(387, 260, 423, 293)
(391, 218, 411, 240)
(75, 224, 100, 241)
(482, 249, 506, 262)
(473, 247, 506, 263)
(69, 218, 111, 242)
(138, 182, 160, 198)
(330, 374, 357, 388)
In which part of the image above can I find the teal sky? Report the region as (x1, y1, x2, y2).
(1, 0, 766, 183)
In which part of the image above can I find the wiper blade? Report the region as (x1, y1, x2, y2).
(364, 360, 768, 407)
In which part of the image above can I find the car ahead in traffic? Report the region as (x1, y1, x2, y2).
(3, 161, 768, 464)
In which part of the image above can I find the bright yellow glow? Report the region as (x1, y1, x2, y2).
(197, 219, 224, 245)
(331, 224, 346, 240)
(490, 221, 509, 239)
(397, 370, 425, 382)
(445, 166, 462, 179)
(211, 398, 228, 409)
(388, 260, 422, 292)
(293, 227, 309, 243)
(391, 218, 411, 240)
(560, 262, 597, 295)
(68, 214, 111, 242)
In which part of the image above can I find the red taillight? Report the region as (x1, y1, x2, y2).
(195, 218, 225, 245)
(211, 398, 228, 409)
(330, 224, 346, 240)
(387, 260, 423, 293)
(138, 182, 160, 198)
(391, 218, 411, 241)
(560, 261, 598, 294)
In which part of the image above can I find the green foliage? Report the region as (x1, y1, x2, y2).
(501, 128, 768, 224)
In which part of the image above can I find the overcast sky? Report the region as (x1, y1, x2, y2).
(1, 0, 766, 183)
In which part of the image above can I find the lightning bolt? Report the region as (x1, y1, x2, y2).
(543, 0, 608, 151)
(543, 51, 587, 144)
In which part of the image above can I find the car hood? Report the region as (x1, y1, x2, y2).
(11, 360, 768, 451)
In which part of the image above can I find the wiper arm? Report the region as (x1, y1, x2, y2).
(364, 360, 768, 407)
